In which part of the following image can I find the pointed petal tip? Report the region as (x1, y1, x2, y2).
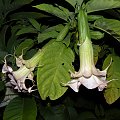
(62, 79, 81, 92)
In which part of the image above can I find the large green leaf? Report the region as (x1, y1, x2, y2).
(3, 97, 37, 120)
(86, 0, 120, 13)
(33, 4, 70, 21)
(103, 54, 120, 104)
(94, 18, 120, 42)
(37, 41, 74, 100)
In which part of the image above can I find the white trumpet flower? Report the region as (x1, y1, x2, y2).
(64, 9, 112, 92)
(64, 37, 112, 92)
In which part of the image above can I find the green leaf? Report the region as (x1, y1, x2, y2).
(65, 0, 83, 8)
(62, 33, 71, 47)
(94, 18, 120, 42)
(33, 4, 69, 21)
(38, 31, 58, 43)
(56, 23, 70, 42)
(88, 15, 103, 21)
(15, 39, 34, 56)
(28, 18, 41, 31)
(37, 41, 74, 100)
(38, 24, 64, 43)
(103, 54, 120, 104)
(86, 0, 120, 13)
(10, 12, 49, 20)
(16, 26, 36, 35)
(0, 87, 18, 108)
(6, 26, 19, 53)
(93, 45, 101, 64)
(3, 97, 37, 120)
(42, 24, 64, 32)
(90, 30, 104, 40)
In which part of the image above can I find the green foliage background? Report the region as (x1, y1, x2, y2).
(1, 0, 120, 120)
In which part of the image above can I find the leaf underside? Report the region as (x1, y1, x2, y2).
(86, 0, 120, 13)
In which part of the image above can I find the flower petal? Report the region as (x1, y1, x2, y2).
(79, 75, 106, 89)
(65, 79, 81, 92)
(2, 63, 13, 73)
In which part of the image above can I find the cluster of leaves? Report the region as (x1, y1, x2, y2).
(1, 0, 120, 120)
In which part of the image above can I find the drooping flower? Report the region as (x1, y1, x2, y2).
(64, 9, 112, 92)
(2, 50, 41, 93)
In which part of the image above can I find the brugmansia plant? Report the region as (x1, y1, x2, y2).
(1, 0, 120, 120)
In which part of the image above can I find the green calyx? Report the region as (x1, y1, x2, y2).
(24, 49, 42, 68)
(78, 8, 94, 76)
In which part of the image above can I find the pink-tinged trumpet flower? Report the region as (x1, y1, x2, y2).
(64, 9, 112, 92)
(2, 50, 41, 93)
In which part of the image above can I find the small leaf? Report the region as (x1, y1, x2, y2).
(88, 15, 103, 21)
(16, 26, 36, 35)
(15, 39, 34, 56)
(3, 97, 37, 120)
(94, 18, 120, 42)
(28, 18, 41, 31)
(56, 23, 70, 42)
(37, 41, 74, 100)
(90, 30, 104, 40)
(33, 4, 69, 21)
(103, 54, 120, 104)
(86, 0, 120, 13)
